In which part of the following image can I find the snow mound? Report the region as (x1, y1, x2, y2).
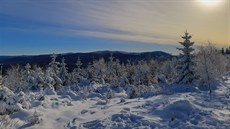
(157, 100, 194, 121)
(108, 113, 156, 128)
(67, 113, 157, 129)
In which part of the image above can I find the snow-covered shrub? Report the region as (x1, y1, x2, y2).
(194, 43, 227, 90)
(106, 88, 114, 99)
(16, 91, 31, 109)
(126, 85, 138, 99)
(126, 84, 157, 99)
(96, 99, 109, 105)
(120, 97, 126, 103)
(226, 55, 230, 72)
(43, 85, 56, 95)
(3, 65, 25, 91)
(57, 86, 79, 100)
(0, 115, 17, 129)
(0, 87, 21, 115)
(28, 110, 42, 125)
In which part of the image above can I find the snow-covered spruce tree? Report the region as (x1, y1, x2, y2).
(111, 58, 121, 87)
(28, 110, 42, 125)
(106, 54, 119, 87)
(194, 43, 227, 92)
(68, 57, 82, 85)
(146, 60, 159, 86)
(22, 63, 38, 91)
(133, 61, 143, 86)
(117, 63, 129, 87)
(59, 57, 68, 85)
(49, 53, 60, 75)
(75, 56, 84, 79)
(48, 54, 63, 90)
(132, 60, 157, 86)
(225, 54, 230, 72)
(43, 68, 56, 95)
(126, 60, 134, 85)
(0, 64, 2, 88)
(92, 58, 107, 84)
(160, 58, 177, 84)
(176, 31, 195, 84)
(32, 65, 45, 90)
(76, 57, 82, 72)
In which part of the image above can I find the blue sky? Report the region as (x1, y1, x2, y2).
(0, 0, 229, 55)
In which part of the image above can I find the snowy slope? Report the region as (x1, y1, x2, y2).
(6, 76, 230, 129)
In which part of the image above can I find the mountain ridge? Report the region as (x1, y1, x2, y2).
(0, 50, 173, 73)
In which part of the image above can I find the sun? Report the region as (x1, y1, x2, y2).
(198, 0, 221, 6)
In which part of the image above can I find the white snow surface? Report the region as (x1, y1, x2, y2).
(7, 76, 230, 129)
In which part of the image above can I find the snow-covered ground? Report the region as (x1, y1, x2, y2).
(5, 76, 230, 129)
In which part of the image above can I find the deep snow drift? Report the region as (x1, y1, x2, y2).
(1, 76, 230, 129)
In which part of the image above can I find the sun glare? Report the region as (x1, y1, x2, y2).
(198, 0, 222, 6)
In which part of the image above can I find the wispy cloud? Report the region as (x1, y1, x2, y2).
(0, 0, 228, 46)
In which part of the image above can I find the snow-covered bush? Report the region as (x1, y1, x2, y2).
(57, 86, 79, 100)
(194, 43, 227, 90)
(226, 55, 230, 72)
(120, 97, 126, 103)
(3, 65, 25, 91)
(106, 88, 114, 99)
(0, 115, 17, 129)
(126, 85, 138, 99)
(0, 87, 21, 115)
(16, 91, 31, 109)
(28, 110, 42, 125)
(43, 85, 56, 95)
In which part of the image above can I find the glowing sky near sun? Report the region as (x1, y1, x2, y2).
(0, 0, 229, 55)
